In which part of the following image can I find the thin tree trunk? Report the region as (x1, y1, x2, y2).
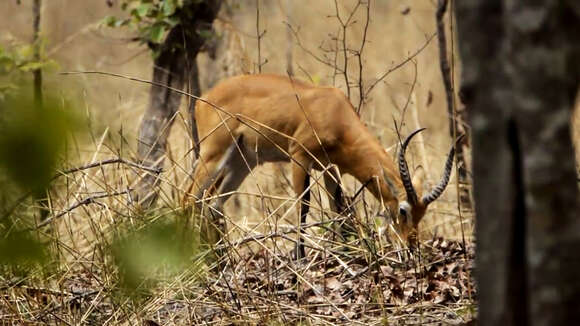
(187, 58, 201, 159)
(285, 0, 293, 76)
(436, 0, 471, 208)
(136, 1, 221, 207)
(32, 0, 50, 220)
(456, 1, 580, 325)
(32, 0, 42, 106)
(136, 28, 186, 207)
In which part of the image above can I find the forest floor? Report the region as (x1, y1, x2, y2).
(1, 203, 477, 325)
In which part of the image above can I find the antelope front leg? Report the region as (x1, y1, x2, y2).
(184, 158, 224, 248)
(323, 168, 355, 241)
(184, 137, 243, 248)
(291, 154, 312, 260)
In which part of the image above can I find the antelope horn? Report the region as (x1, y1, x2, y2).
(422, 134, 465, 205)
(398, 128, 426, 204)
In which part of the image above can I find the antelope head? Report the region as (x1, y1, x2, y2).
(385, 128, 462, 243)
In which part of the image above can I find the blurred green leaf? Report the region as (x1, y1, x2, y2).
(0, 228, 48, 271)
(0, 40, 58, 83)
(0, 56, 14, 72)
(149, 24, 166, 44)
(15, 45, 33, 63)
(0, 91, 80, 191)
(135, 3, 152, 17)
(129, 8, 142, 22)
(19, 59, 59, 73)
(102, 15, 128, 28)
(111, 218, 198, 296)
(18, 61, 44, 72)
(0, 84, 18, 95)
(117, 18, 130, 27)
(162, 0, 177, 16)
(163, 16, 180, 27)
(101, 15, 117, 27)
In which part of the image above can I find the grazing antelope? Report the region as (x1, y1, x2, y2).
(185, 74, 459, 257)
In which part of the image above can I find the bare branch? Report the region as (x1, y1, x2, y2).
(285, 22, 341, 71)
(255, 0, 267, 72)
(35, 190, 131, 229)
(365, 32, 436, 98)
(399, 60, 418, 130)
(53, 158, 162, 180)
(356, 0, 371, 114)
(333, 0, 352, 99)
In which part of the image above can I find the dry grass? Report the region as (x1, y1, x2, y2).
(3, 0, 578, 324)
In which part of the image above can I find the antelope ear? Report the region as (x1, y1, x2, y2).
(411, 166, 425, 200)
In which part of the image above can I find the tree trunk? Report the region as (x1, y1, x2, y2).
(455, 1, 580, 325)
(187, 58, 201, 159)
(435, 0, 471, 208)
(136, 1, 221, 207)
(32, 0, 50, 221)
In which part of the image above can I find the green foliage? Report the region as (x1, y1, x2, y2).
(0, 87, 80, 276)
(101, 0, 217, 57)
(110, 216, 199, 298)
(0, 92, 79, 192)
(0, 223, 49, 275)
(0, 39, 58, 99)
(101, 0, 187, 46)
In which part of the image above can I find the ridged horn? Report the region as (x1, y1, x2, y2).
(398, 128, 426, 204)
(422, 134, 465, 205)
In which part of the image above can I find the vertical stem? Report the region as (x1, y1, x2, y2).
(356, 0, 370, 114)
(332, 26, 339, 86)
(33, 0, 42, 107)
(341, 25, 350, 99)
(32, 0, 49, 220)
(256, 0, 262, 73)
(285, 0, 293, 76)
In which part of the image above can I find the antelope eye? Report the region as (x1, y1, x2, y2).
(399, 207, 407, 217)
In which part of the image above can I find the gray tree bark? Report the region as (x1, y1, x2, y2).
(136, 1, 221, 207)
(456, 1, 580, 325)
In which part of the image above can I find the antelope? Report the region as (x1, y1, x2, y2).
(184, 74, 459, 257)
